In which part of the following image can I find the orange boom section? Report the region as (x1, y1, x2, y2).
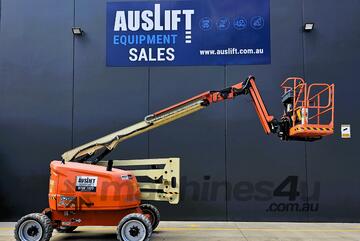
(49, 161, 141, 212)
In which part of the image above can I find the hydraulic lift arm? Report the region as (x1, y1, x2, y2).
(61, 75, 334, 204)
(62, 75, 335, 163)
(62, 76, 277, 163)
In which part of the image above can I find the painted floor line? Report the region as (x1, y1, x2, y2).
(158, 228, 360, 232)
(3, 227, 360, 232)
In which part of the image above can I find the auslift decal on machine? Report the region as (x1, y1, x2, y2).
(75, 176, 98, 192)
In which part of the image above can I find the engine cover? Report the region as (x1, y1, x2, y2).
(48, 161, 141, 211)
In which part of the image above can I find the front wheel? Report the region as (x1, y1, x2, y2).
(117, 213, 152, 241)
(14, 213, 53, 241)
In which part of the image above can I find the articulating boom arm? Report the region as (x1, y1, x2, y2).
(144, 75, 278, 134)
(62, 76, 276, 163)
(62, 75, 335, 163)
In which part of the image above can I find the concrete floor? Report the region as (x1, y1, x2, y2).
(2, 221, 360, 241)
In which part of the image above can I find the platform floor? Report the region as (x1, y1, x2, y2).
(2, 221, 360, 241)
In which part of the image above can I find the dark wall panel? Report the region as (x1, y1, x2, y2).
(148, 67, 227, 220)
(0, 0, 73, 220)
(304, 0, 360, 222)
(226, 0, 309, 221)
(73, 0, 149, 161)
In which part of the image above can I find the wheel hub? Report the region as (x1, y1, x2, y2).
(121, 219, 147, 241)
(18, 219, 43, 241)
(27, 225, 39, 237)
(129, 226, 140, 237)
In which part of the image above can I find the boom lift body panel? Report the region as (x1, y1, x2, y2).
(49, 161, 141, 212)
(48, 161, 143, 227)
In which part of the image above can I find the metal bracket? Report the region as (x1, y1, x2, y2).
(97, 158, 180, 204)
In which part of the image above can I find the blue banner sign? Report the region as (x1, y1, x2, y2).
(106, 0, 270, 66)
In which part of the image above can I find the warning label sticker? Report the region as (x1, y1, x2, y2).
(76, 176, 98, 192)
(341, 124, 351, 139)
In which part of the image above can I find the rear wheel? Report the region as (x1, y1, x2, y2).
(55, 226, 77, 233)
(117, 213, 152, 241)
(14, 213, 53, 241)
(140, 204, 160, 230)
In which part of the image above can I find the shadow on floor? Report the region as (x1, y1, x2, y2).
(52, 231, 162, 241)
(52, 233, 117, 241)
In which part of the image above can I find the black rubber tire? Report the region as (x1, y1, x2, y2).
(14, 213, 53, 241)
(117, 213, 152, 241)
(140, 204, 160, 230)
(55, 226, 77, 233)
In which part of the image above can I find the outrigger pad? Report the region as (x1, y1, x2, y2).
(97, 158, 180, 204)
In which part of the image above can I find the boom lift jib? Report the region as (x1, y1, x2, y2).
(62, 75, 335, 163)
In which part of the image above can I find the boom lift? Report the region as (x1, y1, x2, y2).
(14, 76, 334, 241)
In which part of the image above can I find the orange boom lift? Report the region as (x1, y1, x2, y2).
(14, 76, 334, 241)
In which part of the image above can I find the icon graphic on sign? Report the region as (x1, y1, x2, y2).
(216, 17, 230, 30)
(199, 17, 212, 31)
(233, 17, 247, 30)
(251, 16, 265, 30)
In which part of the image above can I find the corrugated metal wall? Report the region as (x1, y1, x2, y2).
(0, 0, 359, 221)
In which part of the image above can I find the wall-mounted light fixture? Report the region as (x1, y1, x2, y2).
(72, 27, 84, 36)
(303, 23, 315, 32)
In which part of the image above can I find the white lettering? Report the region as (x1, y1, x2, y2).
(127, 48, 175, 62)
(157, 48, 165, 61)
(113, 4, 194, 32)
(182, 10, 194, 30)
(129, 48, 138, 61)
(138, 48, 148, 61)
(114, 11, 127, 31)
(154, 4, 163, 31)
(166, 48, 175, 61)
(141, 10, 154, 31)
(164, 10, 171, 30)
(171, 10, 181, 31)
(128, 11, 140, 31)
